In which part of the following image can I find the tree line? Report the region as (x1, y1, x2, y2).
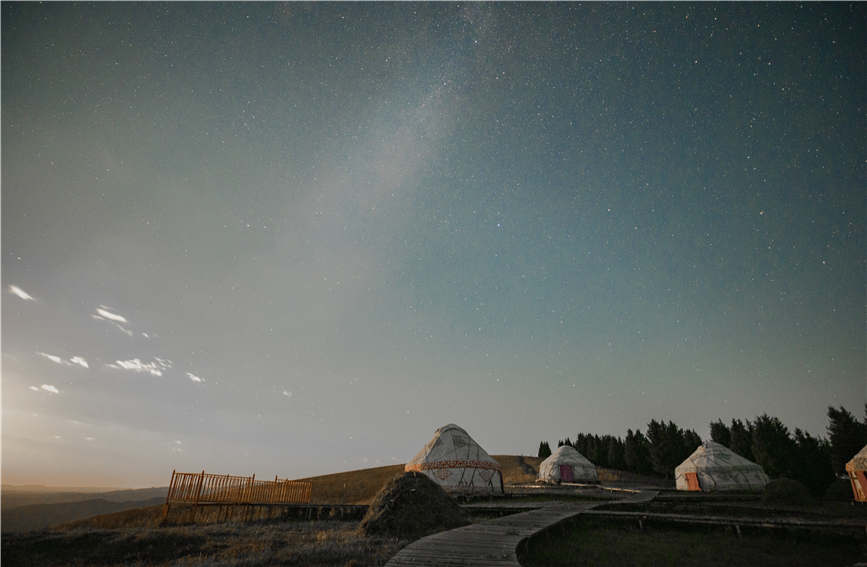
(537, 405, 866, 496)
(537, 419, 701, 480)
(708, 405, 866, 496)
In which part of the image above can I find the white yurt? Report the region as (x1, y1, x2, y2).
(845, 444, 867, 502)
(675, 440, 769, 492)
(538, 445, 598, 484)
(405, 423, 503, 494)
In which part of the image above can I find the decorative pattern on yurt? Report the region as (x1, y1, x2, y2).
(675, 440, 769, 492)
(537, 445, 598, 484)
(405, 423, 503, 494)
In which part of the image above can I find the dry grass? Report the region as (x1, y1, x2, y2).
(294, 455, 542, 504)
(492, 455, 541, 484)
(2, 520, 406, 566)
(296, 464, 405, 504)
(61, 505, 166, 530)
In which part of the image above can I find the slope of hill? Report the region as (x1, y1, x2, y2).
(295, 454, 541, 504)
(1, 497, 167, 533)
(297, 463, 406, 504)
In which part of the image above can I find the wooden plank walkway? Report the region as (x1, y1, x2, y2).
(386, 491, 657, 567)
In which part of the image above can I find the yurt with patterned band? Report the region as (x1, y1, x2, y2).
(846, 445, 867, 502)
(405, 423, 503, 494)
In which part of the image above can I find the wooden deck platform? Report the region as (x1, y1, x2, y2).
(583, 509, 867, 536)
(386, 491, 657, 566)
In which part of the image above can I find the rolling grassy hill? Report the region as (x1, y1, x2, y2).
(296, 454, 542, 504)
(8, 455, 542, 532)
(2, 497, 168, 533)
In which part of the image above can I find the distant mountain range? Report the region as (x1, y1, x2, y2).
(2, 486, 168, 532)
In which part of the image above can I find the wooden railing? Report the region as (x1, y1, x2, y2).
(166, 470, 312, 505)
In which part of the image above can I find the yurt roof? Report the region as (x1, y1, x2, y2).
(406, 423, 500, 469)
(846, 444, 867, 472)
(675, 440, 765, 474)
(540, 445, 595, 468)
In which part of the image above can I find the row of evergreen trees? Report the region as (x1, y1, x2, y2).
(537, 405, 866, 496)
(708, 405, 866, 496)
(537, 420, 701, 480)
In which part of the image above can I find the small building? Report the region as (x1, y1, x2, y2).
(405, 423, 503, 494)
(537, 445, 598, 484)
(846, 445, 867, 502)
(675, 440, 768, 491)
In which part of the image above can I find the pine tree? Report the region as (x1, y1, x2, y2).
(792, 429, 834, 497)
(729, 419, 755, 461)
(538, 441, 552, 460)
(624, 429, 652, 475)
(710, 419, 731, 446)
(827, 406, 867, 473)
(606, 436, 625, 470)
(751, 414, 795, 478)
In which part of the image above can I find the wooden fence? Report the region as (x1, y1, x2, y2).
(166, 470, 312, 505)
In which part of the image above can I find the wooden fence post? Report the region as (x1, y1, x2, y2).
(194, 469, 205, 505)
(166, 469, 176, 505)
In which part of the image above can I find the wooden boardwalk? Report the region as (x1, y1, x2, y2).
(386, 491, 657, 567)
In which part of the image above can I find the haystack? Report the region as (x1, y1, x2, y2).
(359, 471, 469, 539)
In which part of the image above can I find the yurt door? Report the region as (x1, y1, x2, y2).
(852, 471, 867, 502)
(685, 472, 701, 491)
(559, 465, 574, 482)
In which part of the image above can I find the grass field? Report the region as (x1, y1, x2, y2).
(518, 517, 866, 567)
(2, 520, 406, 567)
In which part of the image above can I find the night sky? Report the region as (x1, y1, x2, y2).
(3, 3, 864, 487)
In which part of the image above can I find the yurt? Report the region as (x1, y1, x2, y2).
(846, 445, 867, 502)
(537, 445, 598, 484)
(405, 424, 503, 494)
(675, 440, 769, 492)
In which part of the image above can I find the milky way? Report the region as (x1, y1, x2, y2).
(2, 3, 864, 485)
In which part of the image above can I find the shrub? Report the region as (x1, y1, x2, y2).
(762, 478, 812, 506)
(823, 477, 856, 501)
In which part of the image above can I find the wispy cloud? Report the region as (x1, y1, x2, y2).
(107, 357, 172, 377)
(186, 372, 204, 383)
(95, 306, 127, 323)
(40, 384, 60, 394)
(8, 285, 35, 301)
(36, 352, 90, 369)
(28, 386, 40, 392)
(92, 306, 135, 336)
(37, 352, 67, 365)
(282, 390, 293, 398)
